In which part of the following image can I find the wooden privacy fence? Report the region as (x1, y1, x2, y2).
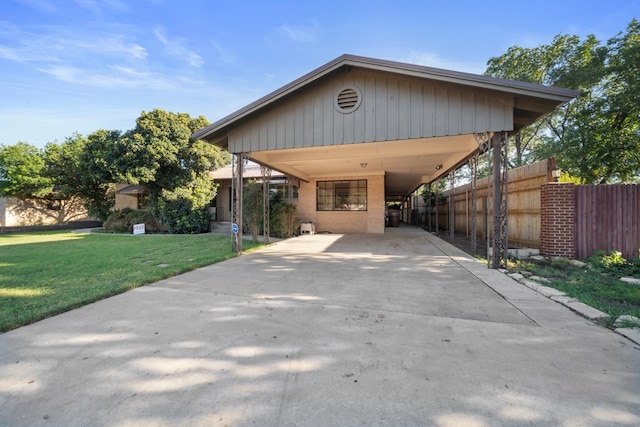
(575, 185, 640, 259)
(424, 159, 639, 259)
(429, 159, 553, 248)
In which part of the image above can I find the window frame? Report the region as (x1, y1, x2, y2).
(316, 179, 367, 211)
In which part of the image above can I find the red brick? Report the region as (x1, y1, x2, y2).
(540, 183, 576, 258)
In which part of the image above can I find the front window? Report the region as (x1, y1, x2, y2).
(270, 183, 298, 201)
(317, 180, 367, 211)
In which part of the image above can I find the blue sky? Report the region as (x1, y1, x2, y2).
(1, 0, 637, 148)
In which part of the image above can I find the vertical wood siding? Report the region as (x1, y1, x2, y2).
(575, 185, 640, 259)
(228, 69, 514, 153)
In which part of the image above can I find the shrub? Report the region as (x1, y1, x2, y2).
(270, 201, 299, 238)
(103, 208, 164, 233)
(153, 198, 211, 234)
(242, 180, 264, 241)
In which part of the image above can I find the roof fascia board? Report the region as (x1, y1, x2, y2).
(341, 55, 579, 101)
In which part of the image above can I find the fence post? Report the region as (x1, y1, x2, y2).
(540, 183, 576, 258)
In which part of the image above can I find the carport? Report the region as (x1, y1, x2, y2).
(193, 54, 577, 265)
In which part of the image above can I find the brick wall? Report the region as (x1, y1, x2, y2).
(540, 183, 576, 258)
(297, 174, 385, 234)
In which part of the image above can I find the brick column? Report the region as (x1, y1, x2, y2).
(540, 183, 576, 258)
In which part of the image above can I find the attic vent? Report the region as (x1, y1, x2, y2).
(335, 86, 362, 113)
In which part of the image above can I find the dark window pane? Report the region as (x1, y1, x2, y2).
(316, 179, 367, 211)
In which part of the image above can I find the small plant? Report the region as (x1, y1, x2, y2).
(419, 185, 446, 207)
(589, 250, 640, 277)
(593, 250, 625, 267)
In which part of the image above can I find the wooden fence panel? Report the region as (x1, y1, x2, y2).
(431, 159, 551, 248)
(575, 185, 640, 259)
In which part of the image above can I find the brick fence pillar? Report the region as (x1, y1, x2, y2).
(540, 183, 576, 258)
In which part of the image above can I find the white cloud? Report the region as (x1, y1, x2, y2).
(210, 40, 235, 65)
(275, 22, 320, 43)
(13, 0, 57, 13)
(0, 22, 177, 89)
(73, 0, 129, 13)
(401, 51, 486, 75)
(37, 64, 175, 90)
(0, 22, 148, 63)
(154, 28, 203, 67)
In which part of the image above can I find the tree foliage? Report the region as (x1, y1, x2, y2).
(0, 142, 51, 198)
(122, 109, 230, 233)
(485, 19, 640, 183)
(0, 139, 87, 224)
(0, 109, 231, 230)
(123, 109, 229, 194)
(67, 130, 123, 221)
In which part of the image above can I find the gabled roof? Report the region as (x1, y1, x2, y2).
(193, 54, 579, 199)
(193, 54, 579, 143)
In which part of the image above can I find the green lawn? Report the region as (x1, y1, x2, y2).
(0, 231, 263, 333)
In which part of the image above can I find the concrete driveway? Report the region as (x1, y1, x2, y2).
(1, 227, 639, 427)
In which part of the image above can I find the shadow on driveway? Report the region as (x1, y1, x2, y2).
(1, 227, 638, 426)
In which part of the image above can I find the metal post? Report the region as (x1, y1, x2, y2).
(485, 135, 495, 268)
(469, 155, 478, 256)
(488, 132, 509, 269)
(500, 132, 509, 268)
(492, 134, 502, 269)
(473, 132, 491, 266)
(231, 154, 237, 253)
(232, 153, 244, 254)
(449, 169, 455, 243)
(435, 180, 439, 234)
(261, 166, 271, 244)
(427, 182, 432, 232)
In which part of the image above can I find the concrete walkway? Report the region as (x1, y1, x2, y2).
(1, 227, 639, 426)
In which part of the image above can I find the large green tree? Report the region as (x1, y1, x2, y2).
(0, 142, 51, 198)
(1, 109, 230, 230)
(122, 109, 231, 233)
(485, 19, 639, 183)
(0, 139, 87, 223)
(71, 129, 127, 221)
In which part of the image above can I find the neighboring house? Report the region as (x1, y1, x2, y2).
(114, 184, 148, 211)
(193, 54, 578, 234)
(0, 196, 91, 227)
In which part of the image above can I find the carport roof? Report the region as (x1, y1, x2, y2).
(194, 54, 578, 197)
(193, 54, 578, 143)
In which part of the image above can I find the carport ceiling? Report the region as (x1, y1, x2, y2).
(250, 135, 477, 198)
